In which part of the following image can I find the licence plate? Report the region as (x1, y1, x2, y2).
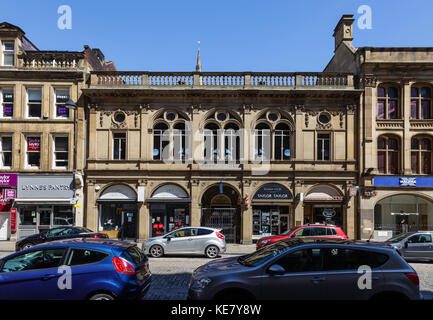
(140, 264, 149, 275)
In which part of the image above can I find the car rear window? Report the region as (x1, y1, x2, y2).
(66, 248, 109, 266)
(198, 229, 213, 236)
(325, 248, 389, 270)
(121, 246, 146, 265)
(327, 228, 337, 236)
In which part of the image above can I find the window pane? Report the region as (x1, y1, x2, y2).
(421, 100, 431, 119)
(1, 250, 44, 273)
(388, 87, 399, 98)
(389, 152, 399, 174)
(3, 54, 14, 66)
(388, 138, 398, 150)
(388, 100, 398, 119)
(378, 151, 386, 173)
(422, 152, 431, 174)
(411, 100, 418, 119)
(411, 138, 419, 150)
(28, 153, 40, 167)
(55, 137, 68, 151)
(377, 87, 386, 98)
(27, 137, 40, 151)
(3, 42, 14, 51)
(67, 249, 109, 266)
(377, 100, 385, 119)
(44, 248, 66, 269)
(411, 152, 418, 174)
(2, 137, 12, 150)
(53, 206, 74, 226)
(421, 87, 431, 98)
(411, 87, 419, 97)
(422, 139, 431, 150)
(378, 137, 386, 149)
(28, 89, 42, 102)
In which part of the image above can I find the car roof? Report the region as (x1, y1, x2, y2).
(299, 224, 339, 228)
(274, 237, 395, 249)
(30, 238, 135, 250)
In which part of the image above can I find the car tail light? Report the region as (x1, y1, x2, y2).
(113, 256, 135, 274)
(90, 235, 100, 239)
(405, 273, 419, 286)
(216, 232, 224, 239)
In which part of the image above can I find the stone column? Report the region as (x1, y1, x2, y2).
(241, 182, 253, 245)
(403, 81, 412, 175)
(345, 202, 356, 239)
(294, 180, 304, 226)
(85, 180, 98, 232)
(190, 180, 201, 226)
(88, 106, 97, 160)
(138, 202, 150, 241)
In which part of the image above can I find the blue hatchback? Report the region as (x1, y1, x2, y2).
(0, 238, 151, 300)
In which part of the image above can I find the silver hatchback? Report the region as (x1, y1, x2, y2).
(143, 227, 226, 258)
(378, 231, 433, 262)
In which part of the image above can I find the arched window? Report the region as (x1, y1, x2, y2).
(224, 122, 240, 161)
(274, 123, 291, 160)
(254, 123, 271, 160)
(377, 136, 400, 174)
(411, 86, 432, 119)
(173, 122, 186, 160)
(153, 122, 168, 160)
(204, 123, 219, 161)
(411, 136, 432, 174)
(377, 86, 399, 119)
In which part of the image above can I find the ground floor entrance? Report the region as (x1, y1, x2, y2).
(150, 203, 190, 237)
(17, 204, 74, 240)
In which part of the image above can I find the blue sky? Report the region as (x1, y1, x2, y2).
(1, 0, 433, 71)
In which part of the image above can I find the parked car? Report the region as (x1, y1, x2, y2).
(376, 231, 433, 262)
(143, 227, 226, 258)
(53, 217, 74, 226)
(0, 238, 151, 300)
(256, 223, 348, 250)
(16, 227, 109, 251)
(188, 238, 420, 300)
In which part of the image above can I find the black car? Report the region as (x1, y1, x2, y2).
(16, 227, 109, 251)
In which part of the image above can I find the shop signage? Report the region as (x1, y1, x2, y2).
(10, 208, 16, 232)
(0, 174, 17, 187)
(322, 208, 337, 218)
(253, 184, 293, 201)
(27, 137, 40, 152)
(18, 175, 74, 199)
(374, 177, 433, 187)
(3, 189, 16, 199)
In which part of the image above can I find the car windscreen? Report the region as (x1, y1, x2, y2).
(74, 227, 94, 233)
(238, 240, 303, 267)
(121, 245, 146, 265)
(280, 227, 298, 236)
(387, 233, 410, 242)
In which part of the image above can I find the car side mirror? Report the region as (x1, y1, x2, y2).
(267, 264, 286, 276)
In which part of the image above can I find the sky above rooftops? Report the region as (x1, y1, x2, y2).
(2, 0, 433, 72)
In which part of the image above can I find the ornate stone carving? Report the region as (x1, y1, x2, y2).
(192, 104, 202, 114)
(243, 104, 254, 114)
(363, 189, 377, 198)
(362, 76, 377, 88)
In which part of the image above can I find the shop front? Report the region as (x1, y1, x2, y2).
(303, 185, 344, 227)
(14, 174, 75, 240)
(97, 185, 138, 240)
(369, 177, 433, 240)
(147, 184, 190, 237)
(251, 183, 292, 240)
(0, 174, 17, 240)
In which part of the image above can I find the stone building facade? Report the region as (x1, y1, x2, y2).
(326, 15, 433, 240)
(82, 71, 360, 243)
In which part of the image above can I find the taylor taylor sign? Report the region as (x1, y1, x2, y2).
(253, 184, 293, 201)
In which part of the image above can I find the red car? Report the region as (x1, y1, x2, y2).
(256, 224, 349, 250)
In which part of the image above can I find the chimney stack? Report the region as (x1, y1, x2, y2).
(333, 14, 355, 51)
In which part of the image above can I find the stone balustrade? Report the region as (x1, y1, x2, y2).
(91, 71, 354, 89)
(19, 51, 83, 70)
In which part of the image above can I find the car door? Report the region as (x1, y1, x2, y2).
(195, 228, 215, 252)
(164, 229, 194, 254)
(260, 247, 327, 300)
(404, 234, 433, 260)
(0, 248, 67, 300)
(322, 246, 386, 300)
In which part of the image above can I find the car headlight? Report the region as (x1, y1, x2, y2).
(191, 278, 212, 290)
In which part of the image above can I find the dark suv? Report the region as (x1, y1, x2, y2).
(257, 224, 348, 250)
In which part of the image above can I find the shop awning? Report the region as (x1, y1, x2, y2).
(146, 198, 191, 203)
(97, 199, 137, 203)
(13, 198, 72, 205)
(391, 212, 419, 216)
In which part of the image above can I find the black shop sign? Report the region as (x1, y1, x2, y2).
(253, 184, 292, 201)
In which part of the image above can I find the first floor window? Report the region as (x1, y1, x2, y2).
(411, 137, 432, 174)
(54, 89, 70, 118)
(26, 136, 40, 168)
(0, 136, 12, 168)
(113, 133, 126, 160)
(317, 133, 330, 161)
(1, 89, 13, 117)
(54, 136, 69, 168)
(377, 136, 400, 174)
(27, 89, 42, 118)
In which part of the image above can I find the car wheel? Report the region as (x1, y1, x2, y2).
(89, 293, 115, 300)
(149, 245, 164, 258)
(20, 243, 34, 250)
(205, 245, 219, 258)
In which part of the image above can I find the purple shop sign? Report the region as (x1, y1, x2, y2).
(0, 174, 18, 187)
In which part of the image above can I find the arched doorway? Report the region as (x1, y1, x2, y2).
(97, 184, 138, 240)
(201, 184, 241, 243)
(147, 184, 190, 236)
(303, 185, 344, 226)
(374, 194, 433, 238)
